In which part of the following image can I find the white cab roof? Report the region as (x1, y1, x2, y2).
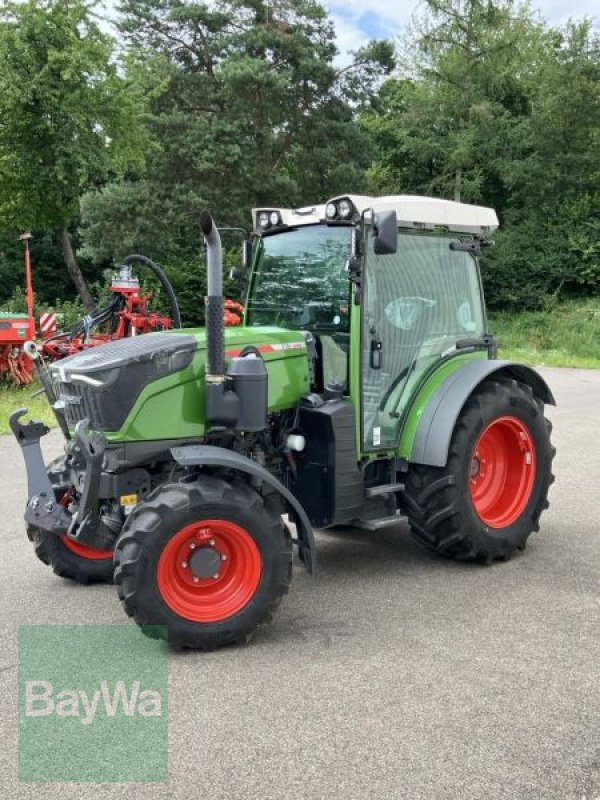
(253, 194, 499, 235)
(329, 194, 499, 234)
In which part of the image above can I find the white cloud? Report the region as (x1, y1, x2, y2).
(99, 0, 598, 58)
(325, 0, 598, 58)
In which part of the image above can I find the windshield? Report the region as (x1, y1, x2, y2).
(246, 225, 352, 333)
(362, 231, 487, 450)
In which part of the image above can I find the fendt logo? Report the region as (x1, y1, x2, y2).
(25, 679, 162, 725)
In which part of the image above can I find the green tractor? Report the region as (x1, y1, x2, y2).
(11, 195, 555, 650)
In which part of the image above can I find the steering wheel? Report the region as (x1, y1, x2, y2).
(384, 296, 437, 331)
(377, 298, 436, 412)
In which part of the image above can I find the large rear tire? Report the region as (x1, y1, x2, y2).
(26, 456, 114, 584)
(404, 377, 555, 562)
(114, 476, 292, 650)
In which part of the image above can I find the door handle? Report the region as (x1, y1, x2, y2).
(370, 339, 382, 370)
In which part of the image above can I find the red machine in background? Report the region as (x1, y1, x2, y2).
(0, 246, 181, 385)
(0, 233, 37, 385)
(41, 258, 180, 361)
(1, 237, 244, 386)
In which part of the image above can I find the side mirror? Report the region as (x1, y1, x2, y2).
(373, 210, 398, 255)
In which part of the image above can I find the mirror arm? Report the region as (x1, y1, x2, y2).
(347, 224, 363, 305)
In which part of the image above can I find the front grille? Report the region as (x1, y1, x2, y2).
(51, 332, 197, 432)
(56, 382, 105, 429)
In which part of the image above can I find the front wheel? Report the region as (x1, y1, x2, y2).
(27, 456, 113, 584)
(404, 377, 555, 562)
(114, 476, 292, 650)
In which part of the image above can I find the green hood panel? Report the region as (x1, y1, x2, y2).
(93, 326, 309, 442)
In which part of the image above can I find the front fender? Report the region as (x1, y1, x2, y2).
(411, 360, 555, 468)
(170, 444, 316, 575)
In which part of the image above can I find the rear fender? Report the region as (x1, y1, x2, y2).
(170, 444, 317, 575)
(410, 360, 555, 468)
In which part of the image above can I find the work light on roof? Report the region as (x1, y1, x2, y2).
(269, 211, 280, 227)
(338, 199, 353, 219)
(258, 211, 270, 229)
(326, 203, 337, 219)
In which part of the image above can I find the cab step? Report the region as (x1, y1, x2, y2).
(352, 512, 406, 531)
(364, 482, 405, 499)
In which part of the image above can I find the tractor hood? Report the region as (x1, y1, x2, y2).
(51, 327, 310, 440)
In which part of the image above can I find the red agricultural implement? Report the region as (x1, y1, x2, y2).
(0, 244, 182, 384)
(1, 235, 243, 386)
(41, 257, 180, 361)
(0, 233, 36, 385)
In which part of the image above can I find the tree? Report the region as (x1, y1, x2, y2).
(79, 0, 394, 267)
(0, 0, 146, 309)
(365, 0, 548, 204)
(365, 1, 600, 309)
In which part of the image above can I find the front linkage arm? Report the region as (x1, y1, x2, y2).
(10, 409, 71, 535)
(10, 410, 110, 548)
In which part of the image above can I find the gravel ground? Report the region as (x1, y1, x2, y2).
(0, 366, 598, 800)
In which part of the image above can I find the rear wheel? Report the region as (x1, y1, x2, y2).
(404, 377, 555, 562)
(27, 457, 114, 584)
(114, 476, 292, 650)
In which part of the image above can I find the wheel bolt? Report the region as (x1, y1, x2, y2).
(213, 573, 219, 579)
(189, 542, 196, 550)
(193, 576, 200, 583)
(209, 539, 215, 546)
(181, 561, 188, 568)
(221, 554, 227, 561)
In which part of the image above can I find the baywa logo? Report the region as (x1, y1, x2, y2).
(25, 679, 162, 725)
(19, 625, 169, 782)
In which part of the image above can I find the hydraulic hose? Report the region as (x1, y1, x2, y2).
(121, 254, 182, 329)
(68, 293, 124, 340)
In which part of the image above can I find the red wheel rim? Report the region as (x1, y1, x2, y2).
(469, 416, 536, 529)
(156, 520, 262, 623)
(60, 535, 113, 560)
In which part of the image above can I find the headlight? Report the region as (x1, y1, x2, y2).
(269, 211, 281, 227)
(258, 211, 270, 229)
(326, 202, 337, 219)
(338, 199, 353, 219)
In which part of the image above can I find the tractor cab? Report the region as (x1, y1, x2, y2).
(245, 195, 497, 452)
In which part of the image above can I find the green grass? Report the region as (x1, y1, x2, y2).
(0, 380, 55, 435)
(0, 299, 598, 435)
(490, 298, 600, 369)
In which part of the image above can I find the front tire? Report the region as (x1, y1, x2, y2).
(404, 377, 555, 562)
(114, 476, 292, 650)
(26, 456, 114, 584)
(28, 526, 114, 584)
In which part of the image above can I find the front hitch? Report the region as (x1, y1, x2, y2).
(10, 409, 71, 535)
(67, 420, 112, 548)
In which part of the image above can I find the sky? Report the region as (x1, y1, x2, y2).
(100, 1, 598, 56)
(327, 0, 598, 56)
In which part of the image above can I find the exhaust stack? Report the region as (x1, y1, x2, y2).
(200, 210, 225, 381)
(201, 210, 268, 432)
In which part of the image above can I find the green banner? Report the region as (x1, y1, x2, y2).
(18, 625, 168, 782)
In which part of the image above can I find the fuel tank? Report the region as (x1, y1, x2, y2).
(51, 327, 310, 442)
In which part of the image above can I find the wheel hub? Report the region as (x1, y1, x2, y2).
(188, 546, 222, 579)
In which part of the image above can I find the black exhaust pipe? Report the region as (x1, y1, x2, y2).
(201, 209, 268, 432)
(200, 210, 225, 380)
(201, 210, 239, 429)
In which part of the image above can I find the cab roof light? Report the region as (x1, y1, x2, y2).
(256, 209, 283, 230)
